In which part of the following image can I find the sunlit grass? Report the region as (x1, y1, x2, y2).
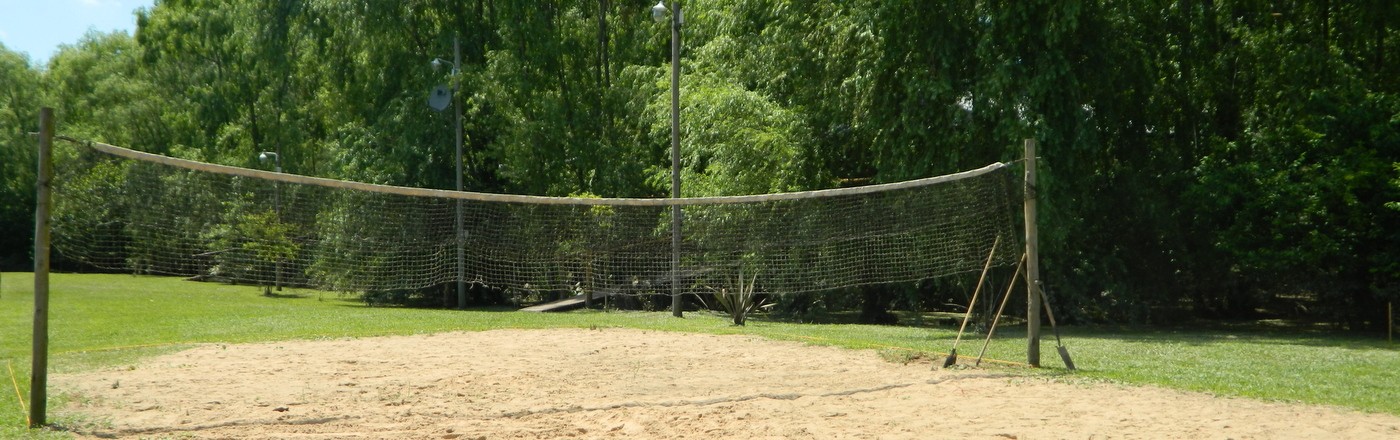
(1059, 325, 1399, 413)
(2, 272, 1397, 436)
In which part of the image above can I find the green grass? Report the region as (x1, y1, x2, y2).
(2, 272, 1397, 437)
(1060, 324, 1399, 412)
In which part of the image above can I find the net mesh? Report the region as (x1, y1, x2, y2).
(52, 140, 1022, 296)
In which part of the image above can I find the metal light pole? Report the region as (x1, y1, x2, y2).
(258, 151, 282, 294)
(653, 1, 684, 317)
(431, 36, 466, 310)
(453, 36, 465, 311)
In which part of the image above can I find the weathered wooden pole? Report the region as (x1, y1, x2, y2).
(31, 107, 54, 427)
(1024, 139, 1042, 367)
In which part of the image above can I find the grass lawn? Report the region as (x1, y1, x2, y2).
(2, 272, 1397, 437)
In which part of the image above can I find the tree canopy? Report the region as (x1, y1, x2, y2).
(1, 0, 1396, 328)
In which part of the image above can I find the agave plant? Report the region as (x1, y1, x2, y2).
(710, 268, 764, 326)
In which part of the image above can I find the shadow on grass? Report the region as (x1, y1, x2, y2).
(753, 308, 1395, 352)
(1043, 322, 1396, 351)
(751, 310, 967, 328)
(332, 301, 523, 312)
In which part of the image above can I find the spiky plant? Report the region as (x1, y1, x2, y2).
(711, 268, 764, 325)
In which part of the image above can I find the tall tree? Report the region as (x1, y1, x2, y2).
(0, 43, 42, 269)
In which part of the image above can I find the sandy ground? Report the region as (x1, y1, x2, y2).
(55, 328, 1399, 439)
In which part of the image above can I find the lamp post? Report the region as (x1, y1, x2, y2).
(431, 36, 467, 310)
(653, 1, 683, 317)
(258, 151, 282, 294)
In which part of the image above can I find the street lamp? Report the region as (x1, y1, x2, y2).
(428, 36, 467, 310)
(258, 151, 282, 294)
(651, 1, 668, 22)
(653, 0, 684, 317)
(258, 151, 281, 173)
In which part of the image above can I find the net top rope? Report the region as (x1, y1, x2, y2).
(59, 136, 1007, 206)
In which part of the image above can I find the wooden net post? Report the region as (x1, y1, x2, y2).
(1024, 139, 1042, 367)
(31, 107, 54, 427)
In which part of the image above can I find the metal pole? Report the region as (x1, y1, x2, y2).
(669, 0, 684, 317)
(274, 155, 282, 292)
(1024, 139, 1042, 367)
(455, 35, 466, 310)
(31, 107, 54, 427)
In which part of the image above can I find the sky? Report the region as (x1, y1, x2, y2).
(0, 0, 155, 67)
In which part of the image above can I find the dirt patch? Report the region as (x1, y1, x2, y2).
(56, 328, 1399, 439)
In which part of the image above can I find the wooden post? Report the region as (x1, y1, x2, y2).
(584, 259, 593, 310)
(31, 107, 54, 427)
(1024, 139, 1042, 367)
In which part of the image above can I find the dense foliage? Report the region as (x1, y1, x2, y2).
(1, 0, 1396, 328)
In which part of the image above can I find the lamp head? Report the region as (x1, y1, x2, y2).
(431, 58, 445, 71)
(651, 1, 668, 23)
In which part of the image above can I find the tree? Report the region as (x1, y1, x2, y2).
(45, 31, 159, 147)
(0, 43, 41, 269)
(29, 0, 1400, 324)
